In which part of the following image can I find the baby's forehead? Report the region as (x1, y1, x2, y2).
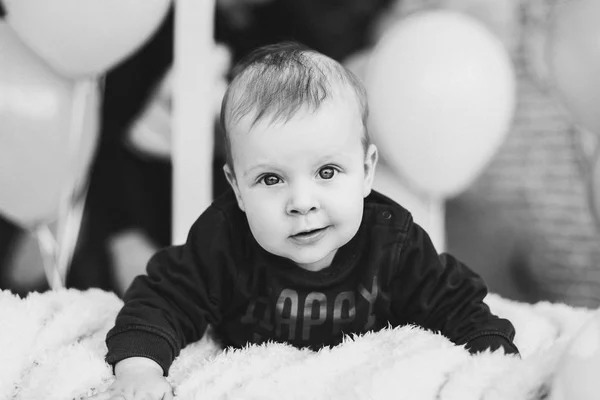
(225, 81, 360, 128)
(229, 91, 361, 135)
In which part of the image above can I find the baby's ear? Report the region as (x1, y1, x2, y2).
(223, 164, 245, 212)
(363, 144, 379, 197)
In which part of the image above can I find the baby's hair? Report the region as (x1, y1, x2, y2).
(220, 41, 370, 170)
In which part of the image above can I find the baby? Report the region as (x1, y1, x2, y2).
(93, 42, 519, 400)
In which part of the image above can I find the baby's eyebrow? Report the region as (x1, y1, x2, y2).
(244, 163, 276, 178)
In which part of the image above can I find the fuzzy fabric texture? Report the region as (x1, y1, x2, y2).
(0, 288, 596, 400)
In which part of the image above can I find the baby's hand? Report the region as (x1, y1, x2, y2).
(89, 357, 173, 400)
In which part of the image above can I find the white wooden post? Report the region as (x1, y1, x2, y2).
(172, 0, 215, 244)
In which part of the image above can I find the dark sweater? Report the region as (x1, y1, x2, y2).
(106, 189, 519, 375)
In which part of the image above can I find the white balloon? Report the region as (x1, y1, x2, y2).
(0, 23, 100, 227)
(547, 0, 600, 136)
(4, 0, 171, 77)
(366, 10, 515, 198)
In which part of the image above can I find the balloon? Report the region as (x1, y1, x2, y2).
(550, 308, 600, 400)
(0, 23, 99, 227)
(366, 11, 516, 198)
(548, 0, 600, 135)
(3, 0, 171, 77)
(441, 0, 522, 53)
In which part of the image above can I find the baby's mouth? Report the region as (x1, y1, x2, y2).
(289, 226, 329, 244)
(292, 227, 325, 238)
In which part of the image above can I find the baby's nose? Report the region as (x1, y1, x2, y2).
(286, 185, 319, 215)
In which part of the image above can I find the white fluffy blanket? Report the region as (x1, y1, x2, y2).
(0, 288, 595, 400)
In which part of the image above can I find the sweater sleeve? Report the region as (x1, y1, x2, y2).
(105, 207, 239, 375)
(389, 218, 519, 356)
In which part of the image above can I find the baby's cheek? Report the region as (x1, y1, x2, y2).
(246, 203, 285, 236)
(328, 195, 363, 225)
(246, 193, 280, 215)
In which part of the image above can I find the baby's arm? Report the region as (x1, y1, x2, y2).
(99, 206, 239, 396)
(390, 218, 519, 355)
(89, 357, 172, 400)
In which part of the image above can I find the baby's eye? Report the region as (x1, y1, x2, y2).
(318, 166, 337, 180)
(260, 174, 281, 186)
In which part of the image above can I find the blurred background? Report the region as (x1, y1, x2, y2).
(1, 0, 599, 308)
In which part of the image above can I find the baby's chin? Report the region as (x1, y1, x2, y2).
(286, 249, 340, 272)
(254, 242, 335, 268)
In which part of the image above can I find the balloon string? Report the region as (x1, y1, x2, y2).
(35, 225, 61, 290)
(56, 79, 95, 283)
(571, 126, 600, 231)
(427, 197, 446, 253)
(35, 183, 89, 291)
(57, 79, 95, 288)
(36, 79, 96, 290)
(586, 137, 600, 230)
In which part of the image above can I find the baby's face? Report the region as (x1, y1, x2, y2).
(225, 96, 378, 271)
